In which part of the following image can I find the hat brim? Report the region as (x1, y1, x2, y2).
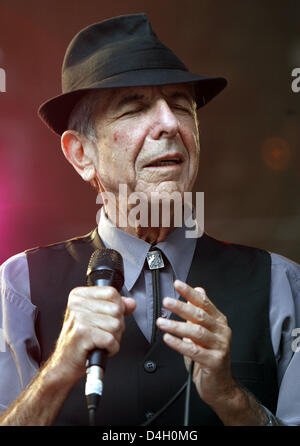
(38, 69, 227, 135)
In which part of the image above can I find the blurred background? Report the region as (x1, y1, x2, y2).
(0, 0, 299, 264)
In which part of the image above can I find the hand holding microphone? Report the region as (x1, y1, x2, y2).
(49, 248, 135, 424)
(85, 248, 128, 422)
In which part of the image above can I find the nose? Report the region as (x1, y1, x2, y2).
(149, 99, 179, 140)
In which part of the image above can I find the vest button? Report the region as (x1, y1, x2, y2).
(161, 307, 169, 318)
(144, 360, 157, 373)
(145, 411, 154, 420)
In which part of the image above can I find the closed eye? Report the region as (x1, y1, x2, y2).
(119, 105, 148, 118)
(123, 108, 143, 115)
(171, 104, 193, 114)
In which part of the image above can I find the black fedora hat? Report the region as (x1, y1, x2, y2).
(38, 13, 227, 136)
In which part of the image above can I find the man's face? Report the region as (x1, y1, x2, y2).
(92, 84, 200, 201)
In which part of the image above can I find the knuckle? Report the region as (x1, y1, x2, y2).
(222, 314, 228, 325)
(201, 295, 209, 309)
(68, 290, 83, 306)
(197, 287, 207, 301)
(196, 307, 204, 322)
(195, 324, 203, 339)
(70, 286, 84, 296)
(74, 318, 89, 339)
(226, 325, 232, 340)
(216, 313, 228, 328)
(105, 333, 119, 354)
(218, 331, 231, 351)
(104, 286, 119, 301)
(220, 325, 232, 346)
(111, 317, 124, 334)
(110, 302, 123, 319)
(189, 342, 200, 359)
(172, 321, 179, 331)
(215, 349, 227, 366)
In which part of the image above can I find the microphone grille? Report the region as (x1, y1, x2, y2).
(87, 248, 124, 276)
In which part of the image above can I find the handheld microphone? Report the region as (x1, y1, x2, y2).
(85, 248, 124, 425)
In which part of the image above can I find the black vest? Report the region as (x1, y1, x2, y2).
(26, 229, 278, 426)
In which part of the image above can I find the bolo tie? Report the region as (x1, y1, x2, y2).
(143, 247, 194, 426)
(146, 248, 164, 344)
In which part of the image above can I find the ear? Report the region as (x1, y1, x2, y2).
(61, 130, 97, 182)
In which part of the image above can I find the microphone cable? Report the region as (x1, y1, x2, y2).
(183, 360, 195, 426)
(88, 407, 96, 427)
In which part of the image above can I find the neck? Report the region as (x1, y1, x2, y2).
(103, 203, 181, 244)
(123, 224, 174, 245)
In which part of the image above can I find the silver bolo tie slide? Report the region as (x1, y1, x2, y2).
(146, 249, 165, 270)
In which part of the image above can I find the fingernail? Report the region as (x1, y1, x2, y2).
(163, 297, 175, 307)
(195, 287, 205, 297)
(163, 333, 173, 342)
(157, 317, 170, 326)
(174, 279, 185, 288)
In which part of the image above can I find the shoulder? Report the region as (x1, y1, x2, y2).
(0, 252, 33, 314)
(200, 233, 300, 288)
(269, 252, 300, 295)
(201, 232, 264, 252)
(200, 232, 270, 266)
(203, 233, 299, 269)
(25, 228, 98, 255)
(0, 252, 30, 297)
(270, 252, 300, 278)
(24, 229, 99, 271)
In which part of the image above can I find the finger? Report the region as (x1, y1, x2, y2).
(70, 294, 125, 319)
(75, 311, 125, 341)
(71, 285, 122, 304)
(70, 290, 136, 318)
(162, 333, 219, 368)
(65, 312, 123, 359)
(162, 297, 219, 332)
(174, 280, 225, 320)
(70, 286, 127, 317)
(156, 317, 224, 349)
(89, 328, 121, 358)
(121, 297, 137, 315)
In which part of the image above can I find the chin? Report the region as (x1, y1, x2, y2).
(146, 181, 186, 195)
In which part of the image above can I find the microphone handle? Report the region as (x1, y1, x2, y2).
(86, 277, 113, 370)
(85, 277, 114, 419)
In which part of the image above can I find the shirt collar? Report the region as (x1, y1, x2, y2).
(97, 207, 199, 291)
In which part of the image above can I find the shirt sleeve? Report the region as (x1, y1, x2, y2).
(0, 252, 40, 414)
(269, 252, 300, 425)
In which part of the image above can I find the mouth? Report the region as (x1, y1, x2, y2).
(144, 154, 184, 168)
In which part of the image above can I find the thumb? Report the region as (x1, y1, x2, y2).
(121, 296, 136, 315)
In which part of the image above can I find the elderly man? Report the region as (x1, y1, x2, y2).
(0, 14, 299, 427)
